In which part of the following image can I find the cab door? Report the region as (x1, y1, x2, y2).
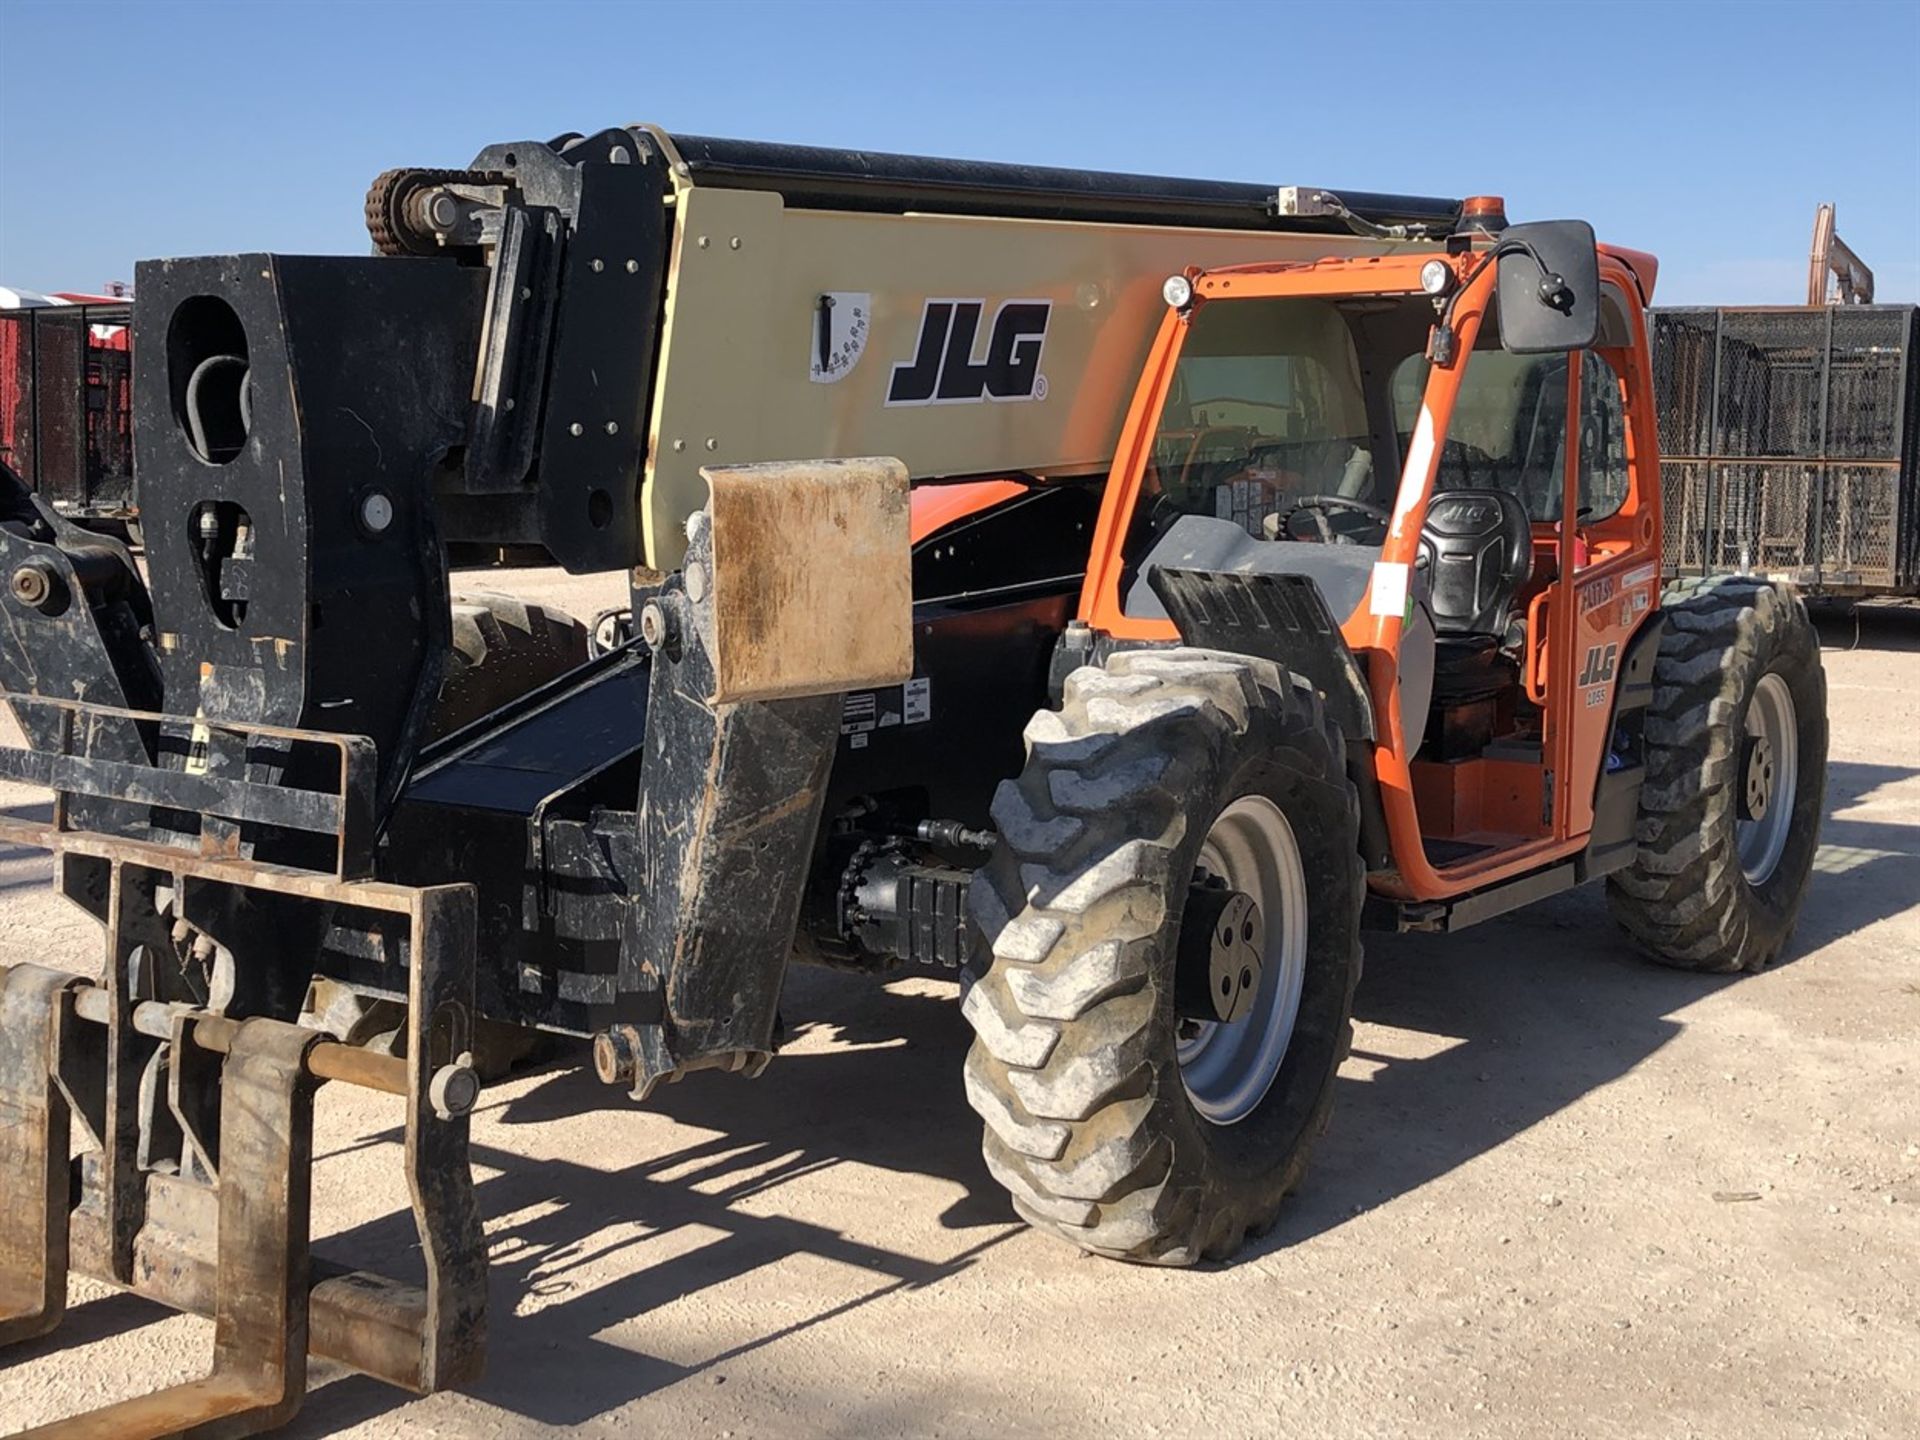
(1546, 321, 1663, 842)
(1387, 276, 1657, 886)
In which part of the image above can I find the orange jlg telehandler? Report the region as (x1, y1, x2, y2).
(0, 128, 1825, 1433)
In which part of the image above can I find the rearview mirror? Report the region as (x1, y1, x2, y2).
(1496, 220, 1599, 354)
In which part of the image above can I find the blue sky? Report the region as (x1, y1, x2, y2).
(1, 0, 1915, 304)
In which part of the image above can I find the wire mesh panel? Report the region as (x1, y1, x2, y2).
(1661, 460, 1711, 573)
(27, 311, 89, 501)
(0, 306, 135, 513)
(1828, 308, 1909, 460)
(1712, 464, 1820, 576)
(1715, 311, 1828, 458)
(1820, 466, 1900, 587)
(1652, 310, 1717, 456)
(1654, 304, 1917, 590)
(0, 310, 36, 480)
(84, 341, 134, 508)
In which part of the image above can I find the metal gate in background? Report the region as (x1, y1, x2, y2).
(1653, 305, 1920, 595)
(0, 303, 135, 518)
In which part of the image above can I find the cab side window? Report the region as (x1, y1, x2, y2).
(1392, 349, 1570, 522)
(1394, 347, 1632, 525)
(1578, 351, 1631, 521)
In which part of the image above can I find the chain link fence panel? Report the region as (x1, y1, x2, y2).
(1653, 305, 1917, 592)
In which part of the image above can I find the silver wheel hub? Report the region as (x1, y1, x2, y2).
(1176, 883, 1264, 1025)
(1735, 672, 1798, 885)
(1175, 795, 1308, 1127)
(1743, 733, 1775, 821)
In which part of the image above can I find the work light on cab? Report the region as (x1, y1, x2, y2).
(1420, 258, 1455, 296)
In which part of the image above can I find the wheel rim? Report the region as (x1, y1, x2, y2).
(1176, 795, 1308, 1126)
(1736, 671, 1798, 885)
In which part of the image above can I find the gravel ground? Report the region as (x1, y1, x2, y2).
(1, 577, 1915, 1439)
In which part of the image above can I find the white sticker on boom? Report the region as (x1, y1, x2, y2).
(810, 292, 872, 384)
(1369, 561, 1411, 618)
(903, 676, 931, 724)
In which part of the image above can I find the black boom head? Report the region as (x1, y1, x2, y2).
(133, 254, 486, 806)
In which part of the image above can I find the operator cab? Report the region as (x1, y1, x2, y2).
(1113, 248, 1645, 870)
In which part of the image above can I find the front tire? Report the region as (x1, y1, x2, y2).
(1607, 577, 1828, 972)
(963, 649, 1364, 1264)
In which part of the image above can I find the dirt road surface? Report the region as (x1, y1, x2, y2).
(1, 577, 1914, 1439)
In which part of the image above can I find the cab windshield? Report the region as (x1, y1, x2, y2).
(1137, 296, 1405, 545)
(1123, 290, 1625, 612)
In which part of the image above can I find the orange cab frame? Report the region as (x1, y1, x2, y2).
(1075, 246, 1667, 908)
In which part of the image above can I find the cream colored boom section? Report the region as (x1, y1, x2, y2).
(637, 174, 1409, 571)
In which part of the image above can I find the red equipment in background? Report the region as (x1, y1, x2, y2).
(0, 286, 135, 523)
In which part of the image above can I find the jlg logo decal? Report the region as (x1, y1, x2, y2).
(1580, 643, 1618, 708)
(1579, 643, 1618, 687)
(886, 299, 1051, 406)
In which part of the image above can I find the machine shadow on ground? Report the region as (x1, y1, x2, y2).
(1256, 757, 1917, 1256)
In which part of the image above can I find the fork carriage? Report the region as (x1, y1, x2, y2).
(0, 698, 487, 1437)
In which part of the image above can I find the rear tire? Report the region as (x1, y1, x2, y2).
(299, 591, 589, 1073)
(430, 591, 587, 1070)
(963, 649, 1364, 1264)
(431, 591, 590, 741)
(1607, 577, 1827, 972)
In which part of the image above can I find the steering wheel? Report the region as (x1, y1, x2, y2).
(1280, 494, 1392, 544)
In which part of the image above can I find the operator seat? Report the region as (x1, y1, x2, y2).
(1416, 488, 1533, 704)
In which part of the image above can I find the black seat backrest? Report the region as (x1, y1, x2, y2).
(1417, 488, 1532, 637)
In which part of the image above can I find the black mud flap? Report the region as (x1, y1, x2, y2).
(1148, 565, 1390, 868)
(1148, 566, 1375, 742)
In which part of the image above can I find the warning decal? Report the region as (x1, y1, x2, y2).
(841, 676, 934, 746)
